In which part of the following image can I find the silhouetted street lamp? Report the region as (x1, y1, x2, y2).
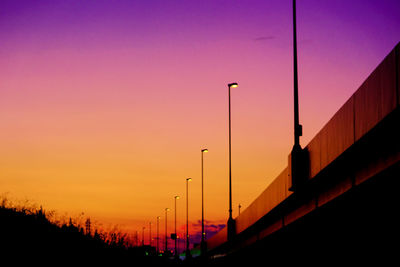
(149, 222, 152, 247)
(142, 226, 145, 246)
(289, 0, 308, 192)
(165, 208, 170, 253)
(201, 148, 208, 257)
(174, 195, 180, 258)
(292, 0, 301, 149)
(227, 82, 238, 241)
(185, 178, 192, 258)
(157, 216, 161, 255)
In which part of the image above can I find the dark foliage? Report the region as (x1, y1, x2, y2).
(0, 204, 178, 266)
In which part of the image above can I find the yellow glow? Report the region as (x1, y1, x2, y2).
(175, 195, 180, 199)
(187, 178, 192, 182)
(202, 149, 208, 153)
(229, 82, 238, 88)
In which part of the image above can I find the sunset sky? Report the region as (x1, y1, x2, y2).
(1, 0, 399, 247)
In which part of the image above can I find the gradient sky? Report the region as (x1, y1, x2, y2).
(1, 0, 399, 246)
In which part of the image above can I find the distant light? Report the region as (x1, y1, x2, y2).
(228, 82, 238, 88)
(166, 208, 170, 211)
(175, 195, 180, 199)
(201, 149, 208, 153)
(187, 178, 192, 182)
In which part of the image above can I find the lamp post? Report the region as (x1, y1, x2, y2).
(149, 222, 152, 247)
(289, 0, 308, 192)
(157, 216, 160, 255)
(292, 0, 301, 148)
(165, 208, 170, 254)
(227, 82, 238, 241)
(185, 178, 192, 258)
(238, 204, 241, 215)
(142, 226, 145, 246)
(174, 195, 180, 258)
(201, 148, 208, 257)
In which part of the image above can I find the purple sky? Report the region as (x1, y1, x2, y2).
(1, 0, 399, 242)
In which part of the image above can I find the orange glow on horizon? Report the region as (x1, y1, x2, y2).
(1, 0, 400, 241)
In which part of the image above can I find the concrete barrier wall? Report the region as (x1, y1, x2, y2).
(354, 48, 398, 141)
(206, 42, 399, 252)
(307, 96, 355, 179)
(398, 44, 400, 105)
(235, 168, 290, 234)
(206, 169, 290, 250)
(308, 44, 398, 179)
(206, 224, 227, 251)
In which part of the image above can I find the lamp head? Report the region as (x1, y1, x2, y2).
(187, 178, 192, 182)
(201, 148, 208, 153)
(175, 195, 180, 199)
(228, 82, 238, 88)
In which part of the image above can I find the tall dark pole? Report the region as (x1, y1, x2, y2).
(157, 216, 160, 255)
(165, 208, 169, 254)
(174, 195, 179, 258)
(293, 0, 301, 146)
(149, 222, 152, 247)
(201, 148, 208, 256)
(289, 0, 308, 192)
(142, 226, 145, 246)
(227, 82, 238, 241)
(185, 178, 192, 258)
(228, 85, 232, 219)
